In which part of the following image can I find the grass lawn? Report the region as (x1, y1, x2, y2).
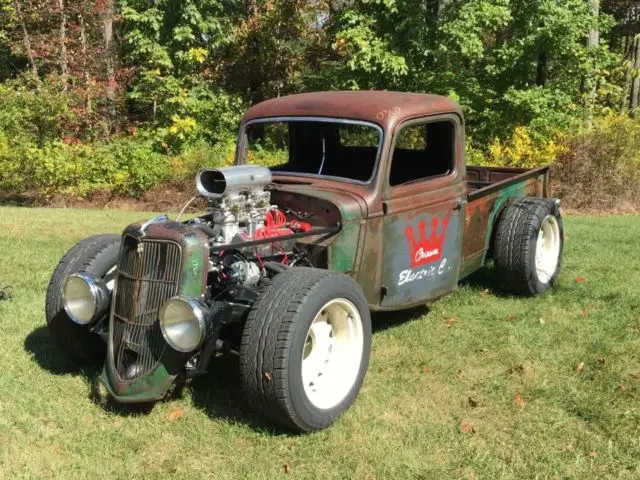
(0, 206, 639, 479)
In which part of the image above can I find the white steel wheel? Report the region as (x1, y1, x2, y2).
(535, 215, 561, 284)
(301, 298, 364, 410)
(240, 268, 372, 432)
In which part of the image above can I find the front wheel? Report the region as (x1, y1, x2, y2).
(45, 234, 121, 364)
(240, 268, 372, 432)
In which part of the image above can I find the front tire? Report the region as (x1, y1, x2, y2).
(492, 198, 564, 295)
(45, 234, 121, 364)
(240, 268, 372, 432)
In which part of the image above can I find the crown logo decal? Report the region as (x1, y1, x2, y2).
(404, 216, 450, 268)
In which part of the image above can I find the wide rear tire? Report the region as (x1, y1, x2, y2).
(492, 198, 563, 295)
(239, 267, 372, 432)
(45, 234, 121, 364)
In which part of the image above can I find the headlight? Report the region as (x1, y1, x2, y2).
(159, 296, 207, 353)
(62, 273, 110, 325)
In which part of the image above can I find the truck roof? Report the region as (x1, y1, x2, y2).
(241, 91, 463, 130)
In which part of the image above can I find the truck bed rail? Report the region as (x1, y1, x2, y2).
(467, 166, 549, 201)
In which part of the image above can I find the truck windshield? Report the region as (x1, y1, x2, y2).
(240, 120, 382, 183)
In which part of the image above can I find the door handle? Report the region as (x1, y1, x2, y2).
(453, 199, 467, 211)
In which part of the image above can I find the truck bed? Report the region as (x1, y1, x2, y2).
(459, 165, 550, 279)
(467, 165, 550, 201)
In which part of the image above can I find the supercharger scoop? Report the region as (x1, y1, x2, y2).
(194, 165, 308, 284)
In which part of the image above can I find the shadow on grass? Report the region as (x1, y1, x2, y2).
(23, 325, 285, 429)
(371, 306, 430, 332)
(0, 193, 37, 207)
(368, 267, 516, 329)
(189, 356, 293, 435)
(189, 306, 435, 433)
(25, 326, 155, 417)
(24, 326, 90, 376)
(23, 302, 444, 432)
(459, 264, 515, 298)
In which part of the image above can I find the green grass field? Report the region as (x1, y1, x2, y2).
(0, 206, 639, 479)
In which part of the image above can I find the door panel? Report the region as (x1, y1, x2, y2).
(379, 114, 466, 309)
(380, 190, 464, 308)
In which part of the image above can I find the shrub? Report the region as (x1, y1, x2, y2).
(0, 136, 170, 198)
(168, 135, 288, 183)
(467, 116, 640, 211)
(467, 126, 566, 168)
(553, 114, 640, 210)
(168, 137, 237, 182)
(129, 85, 245, 152)
(0, 79, 74, 146)
(246, 145, 288, 168)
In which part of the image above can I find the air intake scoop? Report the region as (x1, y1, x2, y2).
(196, 165, 272, 198)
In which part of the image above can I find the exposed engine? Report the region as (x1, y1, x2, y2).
(196, 165, 274, 245)
(194, 165, 311, 287)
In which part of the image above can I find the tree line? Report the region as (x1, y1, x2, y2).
(1, 1, 638, 141)
(0, 1, 639, 208)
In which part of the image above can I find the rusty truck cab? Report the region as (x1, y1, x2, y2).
(239, 91, 467, 310)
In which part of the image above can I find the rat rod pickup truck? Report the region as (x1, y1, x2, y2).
(46, 91, 563, 432)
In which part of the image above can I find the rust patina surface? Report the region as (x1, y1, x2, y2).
(101, 220, 209, 402)
(238, 91, 550, 310)
(242, 91, 463, 130)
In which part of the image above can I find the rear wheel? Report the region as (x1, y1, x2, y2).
(45, 234, 121, 364)
(492, 198, 563, 295)
(240, 268, 372, 432)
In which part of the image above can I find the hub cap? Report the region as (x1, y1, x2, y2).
(301, 298, 364, 410)
(535, 215, 561, 284)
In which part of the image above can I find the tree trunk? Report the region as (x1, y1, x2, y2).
(101, 0, 117, 125)
(245, 0, 262, 104)
(58, 0, 68, 89)
(79, 11, 91, 113)
(631, 35, 640, 111)
(587, 0, 600, 48)
(536, 51, 547, 86)
(425, 0, 441, 27)
(13, 0, 38, 78)
(586, 0, 600, 117)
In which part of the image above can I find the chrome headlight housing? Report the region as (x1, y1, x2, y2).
(62, 273, 110, 325)
(159, 296, 207, 353)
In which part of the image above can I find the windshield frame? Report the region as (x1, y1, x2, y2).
(236, 116, 385, 186)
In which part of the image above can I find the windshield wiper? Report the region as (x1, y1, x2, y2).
(317, 137, 326, 175)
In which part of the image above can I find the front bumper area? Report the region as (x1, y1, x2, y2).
(101, 361, 177, 403)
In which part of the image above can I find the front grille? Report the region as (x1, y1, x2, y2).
(111, 235, 182, 381)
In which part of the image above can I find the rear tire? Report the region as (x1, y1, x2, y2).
(45, 234, 121, 364)
(240, 267, 372, 432)
(492, 198, 563, 295)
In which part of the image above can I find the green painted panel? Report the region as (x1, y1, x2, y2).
(328, 221, 360, 273)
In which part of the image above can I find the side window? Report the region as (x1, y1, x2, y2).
(389, 120, 455, 187)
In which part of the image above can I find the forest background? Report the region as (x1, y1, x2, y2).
(0, 0, 639, 210)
